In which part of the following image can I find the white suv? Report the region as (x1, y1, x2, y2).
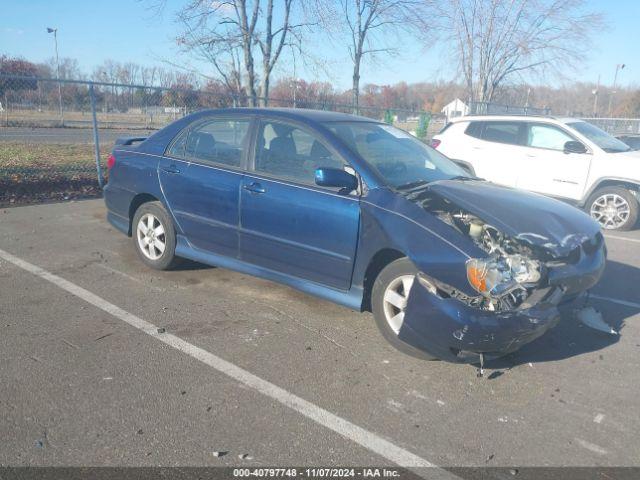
(432, 115, 640, 230)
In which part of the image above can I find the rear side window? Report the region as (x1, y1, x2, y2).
(464, 121, 483, 139)
(481, 122, 524, 146)
(166, 130, 188, 158)
(186, 119, 251, 167)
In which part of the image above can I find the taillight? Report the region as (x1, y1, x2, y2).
(107, 153, 116, 169)
(430, 139, 441, 149)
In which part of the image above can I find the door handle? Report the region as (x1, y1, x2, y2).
(243, 182, 266, 194)
(162, 165, 180, 174)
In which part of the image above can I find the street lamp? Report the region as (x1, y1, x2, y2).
(47, 27, 64, 126)
(592, 88, 598, 117)
(608, 63, 625, 117)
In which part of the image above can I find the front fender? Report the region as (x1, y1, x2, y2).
(352, 189, 483, 300)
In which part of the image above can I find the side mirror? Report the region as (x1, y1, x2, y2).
(564, 140, 587, 154)
(315, 167, 358, 191)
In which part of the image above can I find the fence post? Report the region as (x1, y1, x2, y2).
(3, 93, 8, 127)
(89, 84, 104, 188)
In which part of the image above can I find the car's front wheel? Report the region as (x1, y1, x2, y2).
(132, 201, 181, 270)
(371, 258, 436, 360)
(587, 186, 638, 231)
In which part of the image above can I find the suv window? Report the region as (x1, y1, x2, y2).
(464, 121, 483, 139)
(527, 123, 574, 151)
(481, 122, 524, 145)
(255, 121, 344, 185)
(185, 119, 250, 167)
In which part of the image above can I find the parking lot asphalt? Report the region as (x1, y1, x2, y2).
(1, 199, 639, 469)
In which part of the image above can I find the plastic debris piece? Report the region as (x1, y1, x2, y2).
(477, 353, 484, 377)
(238, 453, 253, 460)
(577, 307, 618, 335)
(157, 327, 166, 334)
(212, 451, 228, 458)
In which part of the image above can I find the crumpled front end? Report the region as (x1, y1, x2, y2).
(398, 182, 607, 362)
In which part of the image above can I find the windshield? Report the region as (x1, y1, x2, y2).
(567, 121, 631, 153)
(323, 121, 468, 188)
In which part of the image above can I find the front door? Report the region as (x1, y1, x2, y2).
(159, 117, 252, 257)
(239, 119, 360, 290)
(516, 122, 591, 201)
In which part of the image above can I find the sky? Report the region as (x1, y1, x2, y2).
(1, 0, 638, 90)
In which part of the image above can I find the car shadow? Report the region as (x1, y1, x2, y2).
(174, 258, 215, 271)
(486, 259, 638, 369)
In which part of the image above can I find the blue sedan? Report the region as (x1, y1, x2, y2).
(104, 108, 605, 362)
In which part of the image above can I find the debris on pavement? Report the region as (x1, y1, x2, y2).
(212, 451, 228, 458)
(577, 307, 618, 335)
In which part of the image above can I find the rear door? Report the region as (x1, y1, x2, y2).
(516, 122, 591, 201)
(468, 121, 527, 187)
(239, 119, 360, 290)
(159, 116, 252, 257)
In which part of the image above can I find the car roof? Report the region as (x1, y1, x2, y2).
(449, 115, 583, 124)
(193, 107, 378, 123)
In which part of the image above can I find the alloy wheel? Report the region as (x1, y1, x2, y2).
(382, 274, 415, 335)
(136, 213, 166, 260)
(590, 193, 631, 229)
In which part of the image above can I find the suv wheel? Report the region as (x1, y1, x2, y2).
(132, 201, 181, 270)
(587, 186, 638, 231)
(371, 258, 436, 360)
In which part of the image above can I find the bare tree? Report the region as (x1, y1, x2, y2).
(436, 0, 604, 104)
(316, 1, 428, 112)
(174, 0, 307, 106)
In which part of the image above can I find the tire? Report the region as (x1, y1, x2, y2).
(132, 201, 181, 270)
(586, 186, 639, 231)
(371, 257, 436, 360)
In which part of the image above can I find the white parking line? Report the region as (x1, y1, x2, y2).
(591, 294, 640, 309)
(0, 247, 455, 477)
(603, 234, 640, 244)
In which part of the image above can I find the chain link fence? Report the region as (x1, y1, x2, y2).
(467, 102, 640, 137)
(2, 74, 637, 207)
(468, 101, 552, 116)
(578, 118, 640, 136)
(1, 74, 436, 206)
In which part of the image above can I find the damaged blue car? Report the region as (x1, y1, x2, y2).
(103, 108, 606, 362)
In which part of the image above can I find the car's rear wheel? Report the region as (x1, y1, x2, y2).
(132, 201, 180, 270)
(587, 186, 638, 231)
(371, 257, 436, 360)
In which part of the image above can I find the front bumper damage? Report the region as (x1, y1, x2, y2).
(399, 246, 606, 363)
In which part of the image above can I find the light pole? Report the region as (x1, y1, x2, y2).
(47, 27, 64, 126)
(608, 63, 625, 117)
(592, 75, 600, 117)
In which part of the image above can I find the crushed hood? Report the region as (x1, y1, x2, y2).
(422, 179, 601, 256)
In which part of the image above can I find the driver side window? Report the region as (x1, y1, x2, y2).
(255, 121, 345, 185)
(527, 123, 575, 151)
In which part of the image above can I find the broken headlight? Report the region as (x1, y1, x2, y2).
(466, 255, 541, 297)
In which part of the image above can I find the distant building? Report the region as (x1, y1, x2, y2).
(441, 98, 468, 121)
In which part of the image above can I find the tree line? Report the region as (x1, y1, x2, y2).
(1, 53, 638, 118)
